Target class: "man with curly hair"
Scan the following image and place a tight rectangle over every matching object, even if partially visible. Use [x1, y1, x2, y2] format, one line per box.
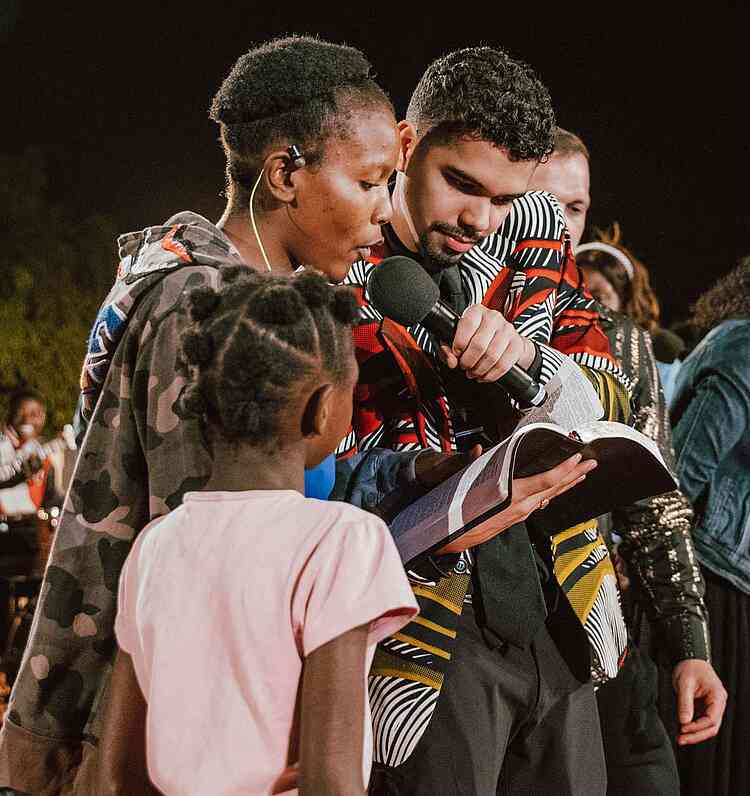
[340, 48, 631, 794]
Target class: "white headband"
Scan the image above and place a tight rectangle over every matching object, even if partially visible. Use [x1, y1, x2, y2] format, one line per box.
[575, 241, 634, 282]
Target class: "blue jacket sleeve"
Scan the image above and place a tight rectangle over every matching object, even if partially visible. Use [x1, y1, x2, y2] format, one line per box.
[331, 448, 421, 511]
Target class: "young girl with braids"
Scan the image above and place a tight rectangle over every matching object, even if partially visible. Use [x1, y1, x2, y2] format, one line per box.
[98, 267, 418, 795]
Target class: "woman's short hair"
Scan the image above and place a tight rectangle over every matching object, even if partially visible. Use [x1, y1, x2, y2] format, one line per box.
[209, 35, 394, 209]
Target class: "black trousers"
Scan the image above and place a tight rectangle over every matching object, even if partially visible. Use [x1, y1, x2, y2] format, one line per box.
[369, 603, 606, 796]
[672, 567, 750, 796]
[596, 646, 679, 796]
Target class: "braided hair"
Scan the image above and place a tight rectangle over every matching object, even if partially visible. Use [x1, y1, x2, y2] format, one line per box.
[178, 265, 359, 445]
[405, 46, 555, 162]
[209, 35, 394, 211]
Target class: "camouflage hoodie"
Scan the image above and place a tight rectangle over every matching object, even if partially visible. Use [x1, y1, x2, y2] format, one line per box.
[0, 212, 240, 794]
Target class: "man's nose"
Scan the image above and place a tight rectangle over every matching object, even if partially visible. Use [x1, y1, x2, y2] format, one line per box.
[459, 197, 492, 237]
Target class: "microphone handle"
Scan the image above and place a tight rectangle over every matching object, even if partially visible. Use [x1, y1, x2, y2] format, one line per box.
[496, 365, 547, 408]
[421, 301, 547, 408]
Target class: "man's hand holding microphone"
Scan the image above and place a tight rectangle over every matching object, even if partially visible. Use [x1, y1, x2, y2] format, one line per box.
[368, 256, 597, 553]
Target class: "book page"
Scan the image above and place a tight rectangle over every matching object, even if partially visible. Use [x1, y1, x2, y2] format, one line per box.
[389, 440, 511, 564]
[387, 359, 671, 564]
[516, 356, 603, 433]
[528, 431, 677, 534]
[510, 424, 584, 478]
[574, 419, 667, 468]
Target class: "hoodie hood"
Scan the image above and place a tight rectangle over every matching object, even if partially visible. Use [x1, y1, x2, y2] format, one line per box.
[75, 212, 241, 441]
[116, 211, 241, 283]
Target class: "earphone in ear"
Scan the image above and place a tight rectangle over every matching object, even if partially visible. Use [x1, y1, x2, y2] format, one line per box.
[287, 144, 306, 170]
[248, 146, 307, 273]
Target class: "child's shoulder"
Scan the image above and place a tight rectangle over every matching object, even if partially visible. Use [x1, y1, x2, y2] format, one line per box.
[295, 499, 391, 553]
[129, 507, 184, 552]
[304, 497, 384, 528]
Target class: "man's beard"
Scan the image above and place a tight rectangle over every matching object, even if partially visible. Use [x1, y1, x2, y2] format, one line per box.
[419, 222, 481, 270]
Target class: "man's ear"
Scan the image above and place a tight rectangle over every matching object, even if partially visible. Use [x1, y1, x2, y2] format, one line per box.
[265, 149, 302, 204]
[397, 121, 419, 172]
[300, 383, 335, 438]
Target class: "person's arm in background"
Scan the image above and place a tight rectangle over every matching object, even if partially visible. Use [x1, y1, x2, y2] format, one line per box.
[614, 327, 710, 663]
[41, 457, 64, 510]
[610, 325, 724, 745]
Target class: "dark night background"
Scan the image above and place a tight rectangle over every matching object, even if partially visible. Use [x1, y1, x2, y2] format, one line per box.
[2, 2, 749, 326]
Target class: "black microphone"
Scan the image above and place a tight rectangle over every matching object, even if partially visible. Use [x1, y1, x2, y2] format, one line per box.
[367, 255, 547, 408]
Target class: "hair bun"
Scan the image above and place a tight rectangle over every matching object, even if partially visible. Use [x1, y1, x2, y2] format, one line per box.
[187, 286, 221, 321]
[220, 264, 248, 284]
[331, 288, 360, 324]
[252, 285, 305, 325]
[294, 270, 330, 308]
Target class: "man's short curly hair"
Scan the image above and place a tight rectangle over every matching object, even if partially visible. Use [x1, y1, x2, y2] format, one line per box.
[406, 46, 555, 162]
[210, 35, 394, 209]
[178, 265, 359, 446]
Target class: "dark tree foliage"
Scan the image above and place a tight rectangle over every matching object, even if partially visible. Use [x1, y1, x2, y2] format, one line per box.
[0, 151, 117, 433]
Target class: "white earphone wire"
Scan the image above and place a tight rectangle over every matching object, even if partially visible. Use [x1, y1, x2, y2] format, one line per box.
[249, 168, 272, 272]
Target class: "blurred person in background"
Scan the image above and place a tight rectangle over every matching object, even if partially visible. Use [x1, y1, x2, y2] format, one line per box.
[0, 388, 63, 727]
[575, 222, 687, 407]
[529, 128, 725, 796]
[0, 388, 61, 594]
[670, 256, 750, 796]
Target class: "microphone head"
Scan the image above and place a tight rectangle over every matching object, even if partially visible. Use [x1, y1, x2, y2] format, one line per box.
[367, 256, 439, 326]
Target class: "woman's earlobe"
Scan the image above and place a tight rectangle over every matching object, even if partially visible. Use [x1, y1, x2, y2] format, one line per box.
[265, 150, 299, 203]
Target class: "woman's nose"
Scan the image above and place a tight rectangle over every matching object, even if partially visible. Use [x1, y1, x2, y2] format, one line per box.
[373, 185, 392, 226]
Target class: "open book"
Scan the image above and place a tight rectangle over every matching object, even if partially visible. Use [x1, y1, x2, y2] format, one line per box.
[389, 359, 677, 565]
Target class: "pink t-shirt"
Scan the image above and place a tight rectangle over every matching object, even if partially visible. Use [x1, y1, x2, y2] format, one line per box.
[115, 490, 417, 795]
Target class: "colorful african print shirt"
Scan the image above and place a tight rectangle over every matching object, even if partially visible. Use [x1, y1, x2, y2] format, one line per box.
[339, 191, 633, 766]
